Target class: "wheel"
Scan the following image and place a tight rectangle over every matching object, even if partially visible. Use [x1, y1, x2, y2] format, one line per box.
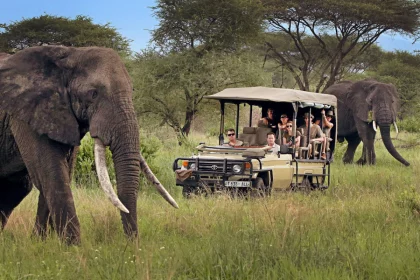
[182, 185, 195, 198]
[182, 183, 210, 198]
[297, 177, 312, 193]
[251, 178, 270, 197]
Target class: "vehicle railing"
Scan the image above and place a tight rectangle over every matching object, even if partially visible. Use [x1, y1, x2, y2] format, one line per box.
[291, 159, 331, 187]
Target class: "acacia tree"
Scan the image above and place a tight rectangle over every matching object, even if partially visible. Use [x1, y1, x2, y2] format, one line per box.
[131, 50, 270, 142]
[0, 14, 131, 54]
[262, 0, 420, 92]
[151, 0, 264, 54]
[143, 0, 266, 141]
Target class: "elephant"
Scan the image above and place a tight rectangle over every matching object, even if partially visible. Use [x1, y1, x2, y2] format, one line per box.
[324, 79, 409, 166]
[0, 46, 178, 244]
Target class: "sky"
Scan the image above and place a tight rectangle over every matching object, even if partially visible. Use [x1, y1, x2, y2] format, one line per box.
[1, 0, 419, 53]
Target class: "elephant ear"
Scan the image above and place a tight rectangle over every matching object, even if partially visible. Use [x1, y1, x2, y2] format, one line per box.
[346, 80, 372, 122]
[0, 46, 80, 145]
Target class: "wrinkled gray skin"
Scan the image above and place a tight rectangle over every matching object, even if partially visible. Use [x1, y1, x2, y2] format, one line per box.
[324, 79, 409, 166]
[0, 46, 175, 244]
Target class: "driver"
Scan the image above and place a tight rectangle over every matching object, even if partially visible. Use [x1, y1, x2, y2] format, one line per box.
[222, 129, 243, 147]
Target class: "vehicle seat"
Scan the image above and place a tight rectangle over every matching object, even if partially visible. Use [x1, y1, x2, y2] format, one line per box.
[238, 127, 258, 146]
[297, 128, 309, 159]
[256, 127, 273, 146]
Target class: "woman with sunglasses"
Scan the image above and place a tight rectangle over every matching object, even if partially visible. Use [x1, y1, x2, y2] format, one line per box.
[223, 129, 243, 147]
[282, 121, 301, 149]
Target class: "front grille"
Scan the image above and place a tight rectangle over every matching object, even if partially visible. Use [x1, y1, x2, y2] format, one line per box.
[173, 157, 253, 177]
[193, 159, 247, 174]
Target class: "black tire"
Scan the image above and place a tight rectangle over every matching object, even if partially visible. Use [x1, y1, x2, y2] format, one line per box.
[298, 177, 312, 193]
[182, 185, 195, 198]
[251, 177, 270, 197]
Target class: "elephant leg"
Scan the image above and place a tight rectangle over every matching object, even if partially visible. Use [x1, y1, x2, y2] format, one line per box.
[33, 191, 54, 239]
[0, 170, 32, 229]
[357, 139, 375, 165]
[34, 147, 79, 240]
[11, 121, 80, 245]
[356, 145, 367, 165]
[355, 123, 376, 165]
[343, 134, 361, 164]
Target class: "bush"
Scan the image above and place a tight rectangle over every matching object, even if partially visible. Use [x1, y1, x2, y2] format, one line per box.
[396, 186, 420, 214]
[73, 132, 166, 189]
[73, 134, 114, 188]
[398, 116, 420, 133]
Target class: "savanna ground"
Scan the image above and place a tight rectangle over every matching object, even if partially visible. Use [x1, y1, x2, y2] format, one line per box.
[1, 131, 420, 280]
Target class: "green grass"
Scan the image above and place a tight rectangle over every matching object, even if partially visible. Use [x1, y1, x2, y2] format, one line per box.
[1, 132, 420, 279]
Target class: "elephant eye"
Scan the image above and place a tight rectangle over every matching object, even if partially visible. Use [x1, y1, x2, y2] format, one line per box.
[88, 89, 98, 99]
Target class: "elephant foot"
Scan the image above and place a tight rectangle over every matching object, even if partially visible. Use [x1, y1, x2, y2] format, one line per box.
[356, 158, 367, 165]
[342, 156, 354, 164]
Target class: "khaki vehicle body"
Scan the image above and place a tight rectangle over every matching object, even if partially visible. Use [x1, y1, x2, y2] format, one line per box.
[173, 87, 337, 196]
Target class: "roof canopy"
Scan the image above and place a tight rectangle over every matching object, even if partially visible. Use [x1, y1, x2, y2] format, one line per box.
[205, 87, 337, 107]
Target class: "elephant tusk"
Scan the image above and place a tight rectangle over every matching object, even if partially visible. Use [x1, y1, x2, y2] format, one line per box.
[139, 154, 179, 209]
[372, 121, 377, 132]
[394, 121, 399, 134]
[94, 138, 130, 213]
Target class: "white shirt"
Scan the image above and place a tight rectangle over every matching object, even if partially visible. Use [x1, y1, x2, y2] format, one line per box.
[266, 143, 281, 154]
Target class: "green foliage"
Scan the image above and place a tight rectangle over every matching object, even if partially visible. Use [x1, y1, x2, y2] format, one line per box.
[262, 0, 420, 92]
[397, 116, 420, 133]
[0, 14, 131, 54]
[396, 186, 420, 214]
[151, 0, 264, 53]
[140, 133, 163, 162]
[130, 49, 271, 140]
[73, 133, 168, 188]
[73, 134, 115, 188]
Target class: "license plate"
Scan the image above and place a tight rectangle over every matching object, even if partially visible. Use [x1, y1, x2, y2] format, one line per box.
[224, 181, 251, 187]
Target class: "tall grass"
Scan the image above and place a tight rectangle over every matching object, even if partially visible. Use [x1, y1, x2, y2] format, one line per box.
[1, 132, 420, 279]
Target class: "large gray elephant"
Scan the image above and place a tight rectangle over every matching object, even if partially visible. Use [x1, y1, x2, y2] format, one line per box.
[0, 46, 178, 244]
[324, 79, 410, 166]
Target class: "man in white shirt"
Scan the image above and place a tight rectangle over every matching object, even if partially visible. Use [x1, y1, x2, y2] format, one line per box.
[266, 132, 280, 154]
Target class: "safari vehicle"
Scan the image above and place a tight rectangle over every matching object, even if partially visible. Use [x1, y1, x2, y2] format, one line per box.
[172, 87, 337, 197]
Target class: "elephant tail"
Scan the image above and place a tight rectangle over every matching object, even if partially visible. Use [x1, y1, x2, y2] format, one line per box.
[139, 154, 179, 209]
[379, 124, 410, 166]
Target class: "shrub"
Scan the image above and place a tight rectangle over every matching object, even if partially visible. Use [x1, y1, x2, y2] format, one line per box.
[398, 116, 420, 133]
[396, 186, 420, 214]
[73, 134, 114, 188]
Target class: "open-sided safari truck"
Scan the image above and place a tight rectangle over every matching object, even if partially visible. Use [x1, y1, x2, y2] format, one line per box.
[172, 87, 337, 197]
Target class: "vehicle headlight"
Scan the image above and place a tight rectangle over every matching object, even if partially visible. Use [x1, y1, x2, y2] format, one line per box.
[189, 163, 196, 170]
[232, 164, 243, 174]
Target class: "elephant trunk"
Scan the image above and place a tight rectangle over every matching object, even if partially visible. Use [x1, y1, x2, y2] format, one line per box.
[109, 120, 142, 237]
[94, 138, 129, 213]
[108, 119, 178, 237]
[379, 124, 410, 166]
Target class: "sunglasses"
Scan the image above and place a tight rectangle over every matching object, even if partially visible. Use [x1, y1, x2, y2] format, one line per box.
[286, 125, 292, 128]
[227, 133, 235, 136]
[281, 116, 288, 118]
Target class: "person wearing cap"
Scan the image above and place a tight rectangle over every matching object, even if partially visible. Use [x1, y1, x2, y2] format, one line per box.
[321, 109, 334, 138]
[299, 113, 324, 158]
[299, 113, 323, 139]
[320, 109, 334, 159]
[277, 113, 289, 140]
